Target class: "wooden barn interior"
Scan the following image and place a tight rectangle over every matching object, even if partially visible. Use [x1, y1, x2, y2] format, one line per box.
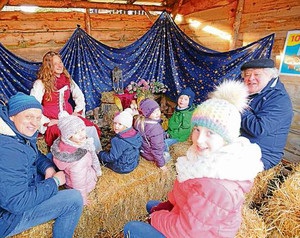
[0, 0, 299, 237]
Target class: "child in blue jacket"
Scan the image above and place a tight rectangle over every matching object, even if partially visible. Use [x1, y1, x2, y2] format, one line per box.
[97, 108, 142, 174]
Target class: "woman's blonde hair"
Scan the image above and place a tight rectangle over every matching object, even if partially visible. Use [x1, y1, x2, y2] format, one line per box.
[134, 115, 146, 133]
[37, 51, 72, 101]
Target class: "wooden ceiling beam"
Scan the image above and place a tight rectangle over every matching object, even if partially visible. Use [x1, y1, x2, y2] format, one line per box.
[171, 0, 183, 19]
[0, 0, 8, 10]
[7, 0, 171, 12]
[127, 0, 137, 4]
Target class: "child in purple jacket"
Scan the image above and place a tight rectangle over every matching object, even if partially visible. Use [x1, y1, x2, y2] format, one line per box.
[134, 99, 170, 171]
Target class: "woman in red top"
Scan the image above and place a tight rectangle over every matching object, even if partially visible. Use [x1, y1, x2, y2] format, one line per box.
[30, 51, 101, 151]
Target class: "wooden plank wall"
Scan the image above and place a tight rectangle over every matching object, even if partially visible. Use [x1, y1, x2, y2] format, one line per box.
[0, 11, 155, 61]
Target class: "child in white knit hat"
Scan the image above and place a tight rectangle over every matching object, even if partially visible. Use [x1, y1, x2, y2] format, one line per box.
[51, 111, 102, 206]
[98, 108, 142, 174]
[124, 80, 264, 238]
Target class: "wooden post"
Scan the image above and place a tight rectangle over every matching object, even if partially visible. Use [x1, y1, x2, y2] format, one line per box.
[85, 8, 91, 34]
[0, 0, 8, 10]
[141, 6, 154, 23]
[230, 0, 244, 50]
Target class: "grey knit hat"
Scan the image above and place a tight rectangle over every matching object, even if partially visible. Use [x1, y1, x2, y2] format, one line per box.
[58, 111, 85, 141]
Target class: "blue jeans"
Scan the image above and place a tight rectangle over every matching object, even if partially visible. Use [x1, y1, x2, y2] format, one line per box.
[124, 200, 165, 238]
[7, 189, 83, 238]
[165, 138, 179, 147]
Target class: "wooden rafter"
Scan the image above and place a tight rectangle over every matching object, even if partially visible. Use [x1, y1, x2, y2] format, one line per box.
[230, 0, 244, 50]
[141, 6, 154, 23]
[7, 0, 171, 12]
[0, 0, 8, 10]
[171, 0, 183, 19]
[127, 0, 137, 4]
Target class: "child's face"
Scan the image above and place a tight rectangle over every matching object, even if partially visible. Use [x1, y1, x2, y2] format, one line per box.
[191, 126, 226, 156]
[69, 127, 87, 145]
[149, 108, 161, 120]
[113, 122, 127, 134]
[178, 95, 190, 109]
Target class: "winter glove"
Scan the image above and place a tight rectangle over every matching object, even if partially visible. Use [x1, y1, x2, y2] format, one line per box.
[150, 200, 174, 214]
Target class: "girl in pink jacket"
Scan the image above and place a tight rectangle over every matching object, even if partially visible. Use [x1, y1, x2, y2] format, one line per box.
[51, 112, 102, 205]
[124, 80, 264, 238]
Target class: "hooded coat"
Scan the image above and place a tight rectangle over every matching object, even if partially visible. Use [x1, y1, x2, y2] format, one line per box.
[167, 106, 195, 142]
[51, 138, 102, 205]
[0, 105, 58, 238]
[134, 119, 165, 167]
[98, 128, 142, 173]
[151, 137, 263, 238]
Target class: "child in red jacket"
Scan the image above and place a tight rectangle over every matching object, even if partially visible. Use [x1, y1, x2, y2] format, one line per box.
[124, 81, 264, 238]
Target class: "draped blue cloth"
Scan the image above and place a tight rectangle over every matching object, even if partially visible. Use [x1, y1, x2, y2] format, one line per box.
[0, 11, 274, 111]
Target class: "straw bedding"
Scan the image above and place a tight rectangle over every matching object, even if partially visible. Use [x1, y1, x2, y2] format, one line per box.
[261, 164, 300, 238]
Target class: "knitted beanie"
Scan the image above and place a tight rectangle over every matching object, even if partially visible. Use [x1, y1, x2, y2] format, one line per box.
[8, 92, 43, 116]
[114, 108, 134, 128]
[191, 80, 248, 143]
[178, 87, 195, 107]
[139, 98, 160, 118]
[58, 111, 85, 141]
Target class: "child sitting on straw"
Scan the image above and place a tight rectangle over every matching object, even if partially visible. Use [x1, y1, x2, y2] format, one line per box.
[124, 80, 264, 238]
[134, 99, 171, 172]
[51, 112, 102, 206]
[98, 108, 142, 174]
[166, 87, 195, 147]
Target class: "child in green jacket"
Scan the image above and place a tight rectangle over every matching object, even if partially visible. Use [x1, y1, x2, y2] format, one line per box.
[166, 87, 195, 147]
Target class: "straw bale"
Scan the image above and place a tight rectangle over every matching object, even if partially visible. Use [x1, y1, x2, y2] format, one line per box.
[235, 206, 268, 238]
[13, 158, 176, 238]
[101, 91, 115, 104]
[261, 164, 300, 238]
[102, 103, 119, 126]
[36, 136, 49, 155]
[244, 163, 283, 207]
[169, 140, 192, 159]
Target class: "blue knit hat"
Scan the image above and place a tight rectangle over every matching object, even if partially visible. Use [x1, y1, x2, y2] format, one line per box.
[178, 87, 195, 107]
[8, 92, 43, 117]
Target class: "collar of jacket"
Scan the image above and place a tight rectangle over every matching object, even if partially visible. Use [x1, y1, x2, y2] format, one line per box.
[175, 105, 194, 112]
[176, 137, 264, 183]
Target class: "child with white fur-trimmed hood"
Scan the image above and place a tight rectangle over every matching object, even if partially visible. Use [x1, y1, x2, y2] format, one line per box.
[124, 80, 264, 238]
[51, 111, 102, 206]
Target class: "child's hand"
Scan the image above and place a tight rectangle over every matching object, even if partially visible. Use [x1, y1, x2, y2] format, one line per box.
[45, 167, 56, 179]
[48, 119, 58, 127]
[160, 166, 168, 172]
[53, 171, 66, 186]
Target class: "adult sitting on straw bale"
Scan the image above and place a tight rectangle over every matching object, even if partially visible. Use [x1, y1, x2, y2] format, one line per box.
[240, 58, 293, 170]
[0, 92, 83, 238]
[124, 80, 264, 238]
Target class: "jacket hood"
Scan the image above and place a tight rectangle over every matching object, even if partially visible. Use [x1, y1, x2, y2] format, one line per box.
[118, 128, 142, 149]
[176, 137, 264, 183]
[0, 104, 38, 142]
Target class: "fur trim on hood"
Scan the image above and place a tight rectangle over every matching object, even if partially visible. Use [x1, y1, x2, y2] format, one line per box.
[0, 117, 16, 136]
[176, 137, 263, 182]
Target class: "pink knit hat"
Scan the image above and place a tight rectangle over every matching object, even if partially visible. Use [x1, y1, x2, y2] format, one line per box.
[114, 108, 133, 128]
[58, 111, 85, 141]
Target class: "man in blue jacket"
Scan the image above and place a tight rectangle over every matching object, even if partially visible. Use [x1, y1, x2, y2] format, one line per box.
[0, 92, 83, 238]
[240, 59, 293, 170]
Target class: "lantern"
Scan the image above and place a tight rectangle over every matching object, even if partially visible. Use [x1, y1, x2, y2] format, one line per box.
[112, 66, 124, 94]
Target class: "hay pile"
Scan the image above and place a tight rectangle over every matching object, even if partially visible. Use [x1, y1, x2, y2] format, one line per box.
[235, 206, 268, 238]
[261, 164, 300, 238]
[244, 163, 283, 207]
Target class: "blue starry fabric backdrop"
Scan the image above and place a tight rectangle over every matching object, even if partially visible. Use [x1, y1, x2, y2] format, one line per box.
[0, 12, 274, 111]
